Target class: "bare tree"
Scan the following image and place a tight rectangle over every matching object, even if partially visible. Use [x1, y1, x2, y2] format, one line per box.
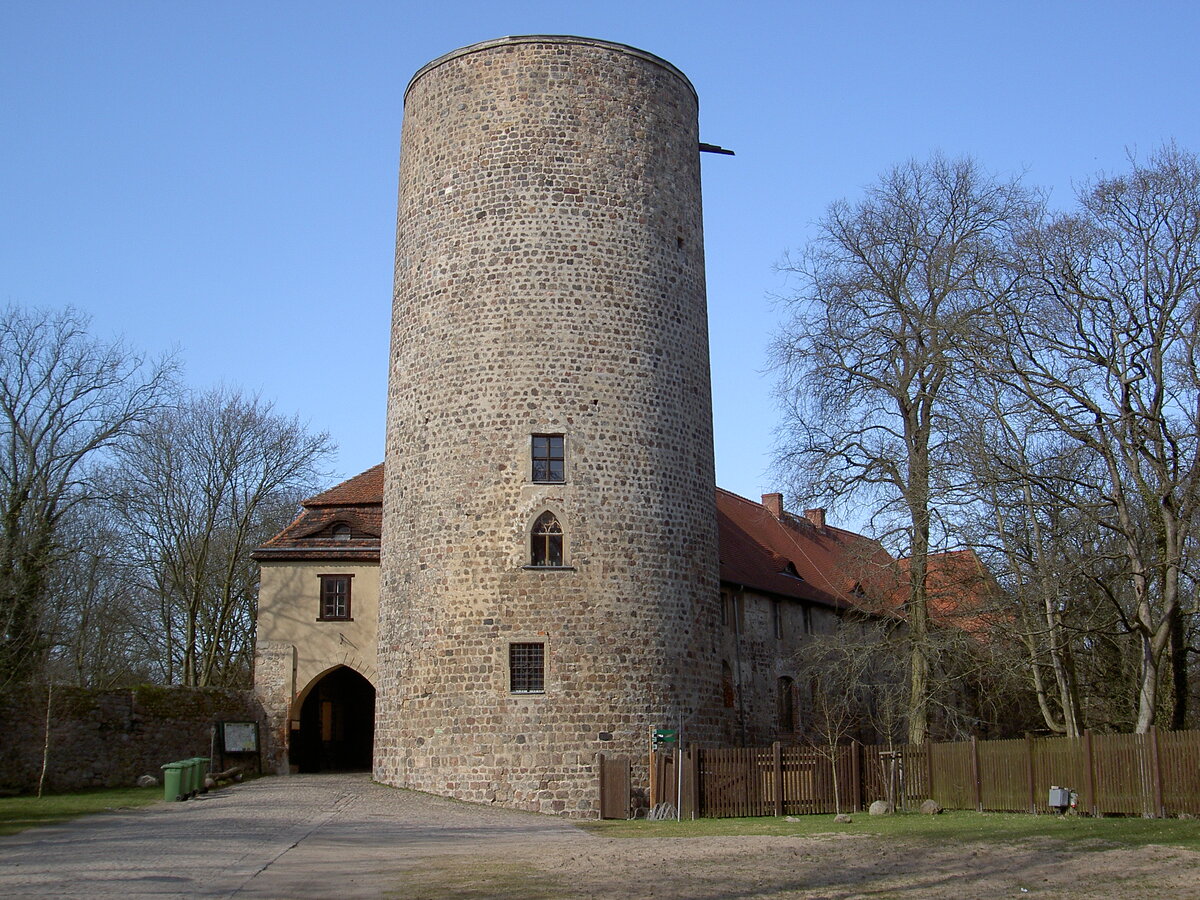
[993, 145, 1200, 732]
[792, 615, 909, 811]
[951, 377, 1101, 736]
[41, 503, 161, 687]
[112, 388, 333, 686]
[773, 154, 1035, 743]
[0, 306, 174, 685]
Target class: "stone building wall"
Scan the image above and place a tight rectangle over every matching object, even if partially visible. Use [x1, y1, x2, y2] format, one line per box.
[378, 36, 728, 816]
[718, 589, 840, 746]
[0, 685, 266, 794]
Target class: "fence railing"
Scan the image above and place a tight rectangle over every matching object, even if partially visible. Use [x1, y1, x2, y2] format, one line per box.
[650, 729, 1200, 818]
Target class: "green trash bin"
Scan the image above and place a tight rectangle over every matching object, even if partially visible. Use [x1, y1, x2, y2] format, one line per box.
[184, 758, 204, 797]
[183, 759, 199, 798]
[191, 757, 212, 794]
[161, 762, 187, 802]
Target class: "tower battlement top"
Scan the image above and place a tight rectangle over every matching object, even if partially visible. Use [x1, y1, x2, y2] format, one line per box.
[405, 34, 697, 103]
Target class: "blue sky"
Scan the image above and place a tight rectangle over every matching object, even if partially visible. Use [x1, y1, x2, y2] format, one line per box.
[4, 1, 1198, 514]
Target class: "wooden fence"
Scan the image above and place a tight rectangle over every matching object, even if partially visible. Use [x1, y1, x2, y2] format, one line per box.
[649, 728, 1200, 819]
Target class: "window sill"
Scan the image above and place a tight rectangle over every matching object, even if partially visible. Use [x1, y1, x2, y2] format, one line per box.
[316, 617, 354, 622]
[522, 565, 576, 571]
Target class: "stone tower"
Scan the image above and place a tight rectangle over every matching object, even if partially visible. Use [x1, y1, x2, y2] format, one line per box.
[377, 35, 724, 816]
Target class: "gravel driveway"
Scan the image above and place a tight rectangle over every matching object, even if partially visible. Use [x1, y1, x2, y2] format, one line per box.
[0, 774, 583, 898]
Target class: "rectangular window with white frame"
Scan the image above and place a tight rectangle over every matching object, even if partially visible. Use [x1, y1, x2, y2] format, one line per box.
[318, 574, 352, 621]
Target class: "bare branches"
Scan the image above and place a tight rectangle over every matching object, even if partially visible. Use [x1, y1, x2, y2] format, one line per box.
[994, 145, 1200, 731]
[777, 146, 1200, 736]
[0, 305, 176, 684]
[773, 154, 1036, 743]
[0, 305, 333, 690]
[111, 388, 334, 687]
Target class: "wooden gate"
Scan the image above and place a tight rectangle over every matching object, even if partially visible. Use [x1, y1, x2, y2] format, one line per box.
[598, 753, 631, 819]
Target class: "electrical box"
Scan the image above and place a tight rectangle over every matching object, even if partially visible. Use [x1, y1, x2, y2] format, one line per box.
[1048, 786, 1072, 810]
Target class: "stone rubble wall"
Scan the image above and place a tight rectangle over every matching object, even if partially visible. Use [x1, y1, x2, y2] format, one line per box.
[0, 684, 267, 794]
[378, 36, 728, 817]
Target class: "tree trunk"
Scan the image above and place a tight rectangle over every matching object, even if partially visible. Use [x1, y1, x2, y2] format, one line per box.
[1169, 604, 1188, 730]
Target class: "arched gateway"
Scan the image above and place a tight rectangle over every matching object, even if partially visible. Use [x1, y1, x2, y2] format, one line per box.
[293, 666, 375, 772]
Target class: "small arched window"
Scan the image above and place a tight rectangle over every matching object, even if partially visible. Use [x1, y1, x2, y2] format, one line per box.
[778, 676, 796, 733]
[331, 523, 352, 541]
[530, 511, 563, 567]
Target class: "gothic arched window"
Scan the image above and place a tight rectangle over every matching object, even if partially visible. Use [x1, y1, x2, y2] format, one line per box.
[530, 511, 564, 567]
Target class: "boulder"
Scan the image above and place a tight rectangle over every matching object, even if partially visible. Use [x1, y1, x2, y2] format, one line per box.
[833, 813, 853, 824]
[920, 799, 943, 815]
[868, 800, 894, 816]
[136, 774, 158, 788]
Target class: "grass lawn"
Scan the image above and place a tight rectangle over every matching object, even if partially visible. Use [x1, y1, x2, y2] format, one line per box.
[0, 786, 161, 836]
[577, 808, 1200, 851]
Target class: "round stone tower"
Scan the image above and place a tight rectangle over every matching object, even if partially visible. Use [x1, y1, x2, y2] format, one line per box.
[377, 35, 724, 816]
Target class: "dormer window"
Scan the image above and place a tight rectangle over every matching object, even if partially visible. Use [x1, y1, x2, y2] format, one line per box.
[331, 523, 352, 541]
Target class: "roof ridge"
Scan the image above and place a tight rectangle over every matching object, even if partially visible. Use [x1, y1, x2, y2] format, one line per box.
[304, 462, 385, 506]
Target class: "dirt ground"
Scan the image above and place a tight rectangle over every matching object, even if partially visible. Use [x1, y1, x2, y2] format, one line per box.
[3, 774, 1198, 899]
[392, 830, 1200, 900]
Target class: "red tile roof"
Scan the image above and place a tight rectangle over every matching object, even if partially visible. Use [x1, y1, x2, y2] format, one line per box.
[893, 549, 1002, 634]
[303, 463, 384, 507]
[251, 465, 383, 562]
[715, 488, 898, 611]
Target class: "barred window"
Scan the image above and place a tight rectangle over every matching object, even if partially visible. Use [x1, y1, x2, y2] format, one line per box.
[531, 435, 565, 483]
[509, 642, 545, 694]
[319, 574, 352, 621]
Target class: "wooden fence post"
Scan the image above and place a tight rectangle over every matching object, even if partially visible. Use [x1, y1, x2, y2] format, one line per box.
[772, 741, 783, 817]
[691, 748, 700, 820]
[1149, 726, 1165, 819]
[851, 742, 862, 812]
[1025, 733, 1036, 814]
[1082, 729, 1095, 816]
[970, 736, 983, 812]
[925, 741, 934, 806]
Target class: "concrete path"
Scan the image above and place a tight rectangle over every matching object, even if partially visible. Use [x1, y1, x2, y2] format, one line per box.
[0, 774, 587, 898]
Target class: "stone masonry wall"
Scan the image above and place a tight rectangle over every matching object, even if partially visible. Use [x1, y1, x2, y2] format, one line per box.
[719, 589, 840, 746]
[0, 685, 267, 794]
[378, 36, 729, 816]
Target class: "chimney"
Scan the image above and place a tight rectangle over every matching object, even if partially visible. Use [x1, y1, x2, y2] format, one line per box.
[762, 493, 784, 519]
[804, 508, 827, 531]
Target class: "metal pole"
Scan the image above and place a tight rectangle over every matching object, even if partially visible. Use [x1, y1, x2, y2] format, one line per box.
[677, 708, 683, 822]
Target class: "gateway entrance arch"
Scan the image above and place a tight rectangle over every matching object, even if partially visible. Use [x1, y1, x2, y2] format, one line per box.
[292, 666, 375, 773]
